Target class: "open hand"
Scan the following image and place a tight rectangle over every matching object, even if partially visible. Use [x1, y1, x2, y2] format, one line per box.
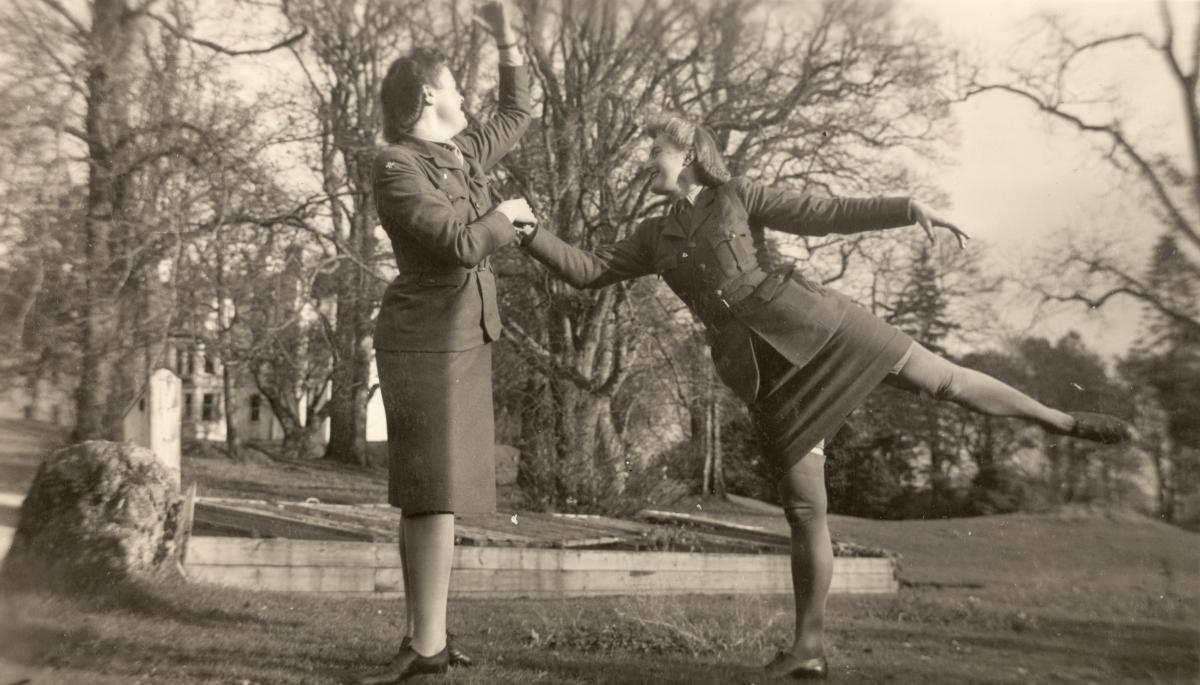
[473, 1, 513, 40]
[910, 200, 969, 249]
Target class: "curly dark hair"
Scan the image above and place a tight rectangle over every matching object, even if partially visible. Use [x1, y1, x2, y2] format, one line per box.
[380, 48, 448, 143]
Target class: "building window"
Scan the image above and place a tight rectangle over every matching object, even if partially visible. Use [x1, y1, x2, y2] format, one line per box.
[249, 394, 262, 422]
[138, 397, 146, 412]
[186, 351, 195, 377]
[203, 354, 214, 375]
[183, 392, 192, 419]
[201, 393, 216, 421]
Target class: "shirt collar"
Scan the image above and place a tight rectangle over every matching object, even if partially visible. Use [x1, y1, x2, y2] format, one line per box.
[397, 132, 464, 170]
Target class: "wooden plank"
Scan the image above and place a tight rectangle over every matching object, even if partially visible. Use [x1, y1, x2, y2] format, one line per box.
[639, 509, 777, 535]
[188, 537, 894, 579]
[370, 567, 795, 597]
[451, 547, 793, 573]
[275, 503, 400, 539]
[637, 509, 791, 548]
[187, 537, 379, 567]
[187, 564, 375, 592]
[193, 501, 377, 541]
[725, 493, 782, 514]
[446, 569, 793, 596]
[177, 483, 197, 565]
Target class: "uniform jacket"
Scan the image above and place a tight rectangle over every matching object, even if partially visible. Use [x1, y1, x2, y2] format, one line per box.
[523, 178, 913, 403]
[372, 65, 531, 352]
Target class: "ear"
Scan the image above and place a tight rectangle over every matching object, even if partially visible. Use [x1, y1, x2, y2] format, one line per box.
[421, 84, 435, 105]
[683, 150, 695, 166]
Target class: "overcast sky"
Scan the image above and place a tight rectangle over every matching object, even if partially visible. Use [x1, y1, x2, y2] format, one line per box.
[897, 0, 1194, 360]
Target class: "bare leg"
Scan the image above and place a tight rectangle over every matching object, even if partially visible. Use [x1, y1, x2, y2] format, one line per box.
[884, 343, 1075, 433]
[779, 444, 832, 660]
[401, 513, 453, 657]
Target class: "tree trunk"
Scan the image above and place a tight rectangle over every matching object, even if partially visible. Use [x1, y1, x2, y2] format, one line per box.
[222, 363, 241, 461]
[711, 397, 725, 497]
[323, 280, 370, 466]
[74, 0, 137, 442]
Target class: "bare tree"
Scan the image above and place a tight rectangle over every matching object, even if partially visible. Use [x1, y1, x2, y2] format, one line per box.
[280, 0, 420, 466]
[0, 0, 304, 440]
[962, 0, 1200, 333]
[494, 0, 954, 509]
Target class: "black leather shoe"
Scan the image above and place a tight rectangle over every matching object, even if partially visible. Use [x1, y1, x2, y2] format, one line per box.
[347, 645, 448, 684]
[764, 651, 829, 680]
[1065, 412, 1134, 445]
[399, 634, 472, 667]
[445, 632, 473, 667]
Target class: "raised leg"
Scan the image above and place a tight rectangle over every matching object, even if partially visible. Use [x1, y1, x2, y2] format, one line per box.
[885, 343, 1074, 432]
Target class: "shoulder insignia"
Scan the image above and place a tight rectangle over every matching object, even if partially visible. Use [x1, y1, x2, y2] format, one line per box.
[384, 160, 402, 171]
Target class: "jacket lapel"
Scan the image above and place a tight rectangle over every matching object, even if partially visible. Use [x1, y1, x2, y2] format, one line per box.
[688, 187, 717, 237]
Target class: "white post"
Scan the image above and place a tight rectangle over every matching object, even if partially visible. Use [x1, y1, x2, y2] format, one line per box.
[147, 368, 182, 487]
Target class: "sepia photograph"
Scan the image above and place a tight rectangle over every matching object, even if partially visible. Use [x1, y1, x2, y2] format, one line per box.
[0, 0, 1196, 682]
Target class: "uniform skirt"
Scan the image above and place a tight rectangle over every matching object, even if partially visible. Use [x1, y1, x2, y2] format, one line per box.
[749, 296, 913, 478]
[376, 345, 497, 515]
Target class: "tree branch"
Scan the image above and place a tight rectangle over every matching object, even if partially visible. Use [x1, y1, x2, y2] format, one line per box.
[144, 12, 307, 56]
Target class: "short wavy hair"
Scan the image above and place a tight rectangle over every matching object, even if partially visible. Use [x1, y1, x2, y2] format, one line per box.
[380, 48, 448, 143]
[644, 114, 731, 187]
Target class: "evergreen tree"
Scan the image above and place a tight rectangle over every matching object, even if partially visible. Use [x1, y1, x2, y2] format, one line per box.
[1121, 236, 1200, 523]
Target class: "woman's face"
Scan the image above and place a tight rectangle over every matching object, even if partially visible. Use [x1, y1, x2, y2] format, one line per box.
[645, 134, 690, 196]
[427, 66, 468, 134]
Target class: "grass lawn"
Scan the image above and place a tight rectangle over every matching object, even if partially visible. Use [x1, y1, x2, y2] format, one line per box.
[1, 420, 1197, 683]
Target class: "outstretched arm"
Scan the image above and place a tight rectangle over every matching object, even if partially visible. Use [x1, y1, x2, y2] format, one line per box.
[735, 178, 969, 248]
[522, 220, 659, 289]
[459, 0, 531, 171]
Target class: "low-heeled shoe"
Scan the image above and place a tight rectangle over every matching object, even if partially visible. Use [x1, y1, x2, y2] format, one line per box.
[346, 645, 448, 684]
[764, 651, 829, 680]
[398, 634, 472, 667]
[1067, 411, 1134, 445]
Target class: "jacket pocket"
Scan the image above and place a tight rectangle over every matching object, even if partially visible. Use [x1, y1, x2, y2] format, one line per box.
[706, 229, 755, 273]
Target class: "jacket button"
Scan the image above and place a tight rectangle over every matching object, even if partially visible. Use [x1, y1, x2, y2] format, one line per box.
[681, 252, 689, 259]
[698, 263, 706, 271]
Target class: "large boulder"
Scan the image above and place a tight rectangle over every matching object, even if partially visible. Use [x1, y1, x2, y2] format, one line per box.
[1, 440, 183, 592]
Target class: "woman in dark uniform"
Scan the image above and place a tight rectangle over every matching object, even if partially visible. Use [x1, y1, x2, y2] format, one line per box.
[353, 2, 532, 682]
[515, 113, 1134, 680]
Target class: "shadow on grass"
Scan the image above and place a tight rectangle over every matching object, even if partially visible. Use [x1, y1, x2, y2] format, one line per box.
[475, 648, 766, 685]
[100, 581, 308, 629]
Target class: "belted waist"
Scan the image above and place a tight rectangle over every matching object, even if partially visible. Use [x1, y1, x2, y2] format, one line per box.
[715, 269, 771, 306]
[393, 261, 490, 286]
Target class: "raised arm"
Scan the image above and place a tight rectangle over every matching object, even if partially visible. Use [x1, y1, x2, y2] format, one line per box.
[733, 178, 968, 247]
[522, 220, 660, 289]
[458, 1, 531, 171]
[374, 150, 518, 268]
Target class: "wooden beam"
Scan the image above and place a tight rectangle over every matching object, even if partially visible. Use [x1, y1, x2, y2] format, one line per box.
[193, 500, 378, 541]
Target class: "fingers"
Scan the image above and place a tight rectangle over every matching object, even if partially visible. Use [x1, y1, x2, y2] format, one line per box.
[496, 198, 536, 225]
